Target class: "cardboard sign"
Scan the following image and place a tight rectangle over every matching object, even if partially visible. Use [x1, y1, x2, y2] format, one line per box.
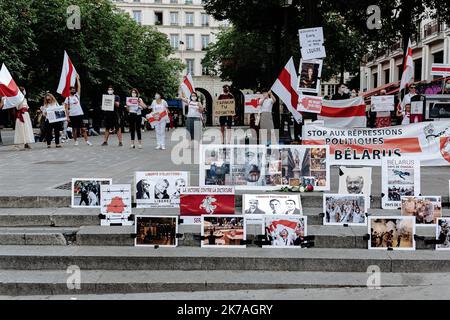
[214, 99, 235, 117]
[299, 27, 326, 60]
[102, 94, 115, 111]
[126, 97, 139, 113]
[46, 105, 67, 123]
[371, 95, 395, 112]
[298, 95, 323, 114]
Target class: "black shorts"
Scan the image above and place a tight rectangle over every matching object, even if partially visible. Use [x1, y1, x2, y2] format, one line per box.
[219, 116, 232, 127]
[69, 115, 86, 129]
[104, 112, 120, 130]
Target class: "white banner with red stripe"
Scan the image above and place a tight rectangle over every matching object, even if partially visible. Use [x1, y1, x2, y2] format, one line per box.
[0, 64, 24, 110]
[431, 64, 450, 77]
[318, 97, 367, 128]
[244, 94, 263, 114]
[302, 121, 450, 166]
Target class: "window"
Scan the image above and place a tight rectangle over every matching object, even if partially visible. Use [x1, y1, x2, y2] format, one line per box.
[202, 64, 210, 76]
[384, 69, 390, 85]
[186, 59, 195, 75]
[154, 0, 162, 3]
[170, 12, 178, 25]
[154, 12, 163, 25]
[201, 14, 209, 26]
[397, 65, 403, 81]
[170, 34, 179, 50]
[170, 0, 178, 3]
[186, 34, 194, 50]
[414, 58, 422, 81]
[185, 0, 193, 4]
[201, 35, 210, 50]
[373, 73, 378, 89]
[132, 11, 142, 25]
[185, 12, 194, 26]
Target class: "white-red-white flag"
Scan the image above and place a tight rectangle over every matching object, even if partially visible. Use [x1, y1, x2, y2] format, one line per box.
[0, 64, 24, 110]
[318, 97, 367, 128]
[271, 57, 303, 123]
[57, 51, 78, 98]
[180, 73, 195, 98]
[244, 94, 263, 114]
[400, 39, 414, 91]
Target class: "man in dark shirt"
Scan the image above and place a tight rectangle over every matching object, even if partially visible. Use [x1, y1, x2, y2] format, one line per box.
[332, 83, 351, 100]
[102, 85, 123, 146]
[218, 85, 234, 144]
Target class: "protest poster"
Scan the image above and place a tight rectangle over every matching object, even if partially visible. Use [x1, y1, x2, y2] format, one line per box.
[381, 157, 421, 209]
[302, 121, 450, 166]
[298, 59, 322, 94]
[126, 97, 140, 113]
[323, 194, 367, 226]
[46, 105, 67, 123]
[368, 216, 416, 251]
[134, 171, 189, 208]
[371, 95, 395, 112]
[199, 144, 330, 191]
[242, 194, 302, 225]
[135, 216, 178, 247]
[102, 94, 115, 111]
[436, 218, 450, 250]
[425, 95, 450, 119]
[71, 178, 112, 208]
[338, 166, 372, 208]
[401, 196, 442, 225]
[100, 184, 133, 226]
[298, 27, 326, 60]
[213, 99, 235, 117]
[179, 187, 235, 224]
[244, 94, 263, 114]
[262, 216, 308, 248]
[201, 215, 246, 248]
[298, 94, 323, 114]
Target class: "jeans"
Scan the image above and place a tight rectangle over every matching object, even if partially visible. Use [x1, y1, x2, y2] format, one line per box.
[186, 117, 201, 141]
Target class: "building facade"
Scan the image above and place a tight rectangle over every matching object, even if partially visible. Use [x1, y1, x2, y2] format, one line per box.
[360, 19, 450, 92]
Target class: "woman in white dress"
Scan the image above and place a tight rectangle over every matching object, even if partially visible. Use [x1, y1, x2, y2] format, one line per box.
[257, 89, 276, 144]
[150, 93, 169, 150]
[0, 87, 34, 149]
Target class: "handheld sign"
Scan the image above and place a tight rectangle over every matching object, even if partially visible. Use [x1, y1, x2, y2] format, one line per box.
[46, 105, 67, 123]
[102, 94, 115, 111]
[126, 97, 140, 113]
[298, 94, 323, 114]
[214, 99, 236, 117]
[371, 95, 395, 112]
[299, 27, 326, 60]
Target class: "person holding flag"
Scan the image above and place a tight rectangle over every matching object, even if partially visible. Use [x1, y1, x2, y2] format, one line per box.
[149, 92, 169, 150]
[181, 91, 204, 147]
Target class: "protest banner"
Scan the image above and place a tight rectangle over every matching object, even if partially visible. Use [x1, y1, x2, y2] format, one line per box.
[298, 94, 323, 114]
[371, 95, 395, 112]
[244, 94, 263, 114]
[46, 105, 67, 123]
[214, 99, 236, 117]
[298, 27, 326, 60]
[303, 121, 450, 166]
[102, 94, 115, 111]
[431, 64, 450, 77]
[298, 59, 322, 94]
[100, 184, 133, 226]
[126, 97, 140, 113]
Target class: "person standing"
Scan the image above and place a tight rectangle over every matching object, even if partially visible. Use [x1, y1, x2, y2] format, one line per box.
[150, 93, 169, 150]
[64, 75, 92, 146]
[126, 88, 147, 149]
[41, 93, 62, 148]
[331, 84, 351, 100]
[257, 89, 276, 145]
[102, 85, 123, 146]
[442, 78, 450, 94]
[375, 90, 392, 128]
[218, 85, 234, 144]
[399, 84, 418, 125]
[181, 91, 204, 148]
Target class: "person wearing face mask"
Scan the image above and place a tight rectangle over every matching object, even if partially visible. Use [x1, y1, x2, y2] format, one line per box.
[332, 83, 351, 100]
[399, 84, 418, 125]
[40, 93, 62, 148]
[0, 87, 35, 150]
[442, 79, 450, 94]
[181, 91, 204, 147]
[102, 85, 123, 146]
[64, 75, 92, 146]
[218, 85, 234, 144]
[126, 88, 147, 149]
[150, 93, 169, 150]
[257, 89, 276, 144]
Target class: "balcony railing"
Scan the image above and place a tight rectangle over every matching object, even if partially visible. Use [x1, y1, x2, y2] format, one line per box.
[424, 21, 442, 38]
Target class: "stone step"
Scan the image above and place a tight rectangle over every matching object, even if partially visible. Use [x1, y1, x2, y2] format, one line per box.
[0, 227, 78, 245]
[0, 246, 448, 273]
[0, 270, 448, 296]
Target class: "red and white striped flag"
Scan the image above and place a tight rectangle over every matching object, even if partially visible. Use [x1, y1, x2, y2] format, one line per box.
[180, 73, 195, 98]
[400, 39, 414, 91]
[244, 94, 263, 114]
[271, 57, 303, 124]
[0, 64, 24, 110]
[57, 51, 78, 98]
[318, 97, 367, 128]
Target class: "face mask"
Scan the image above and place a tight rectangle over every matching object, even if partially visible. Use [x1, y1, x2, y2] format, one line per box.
[108, 90, 114, 95]
[344, 89, 350, 94]
[155, 95, 161, 100]
[446, 84, 450, 90]
[191, 96, 197, 101]
[132, 92, 137, 97]
[70, 90, 76, 95]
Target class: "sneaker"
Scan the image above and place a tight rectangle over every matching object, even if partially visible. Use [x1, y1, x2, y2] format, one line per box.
[74, 141, 79, 146]
[118, 142, 123, 147]
[161, 145, 166, 150]
[138, 144, 142, 149]
[130, 144, 135, 149]
[101, 142, 108, 146]
[47, 145, 51, 148]
[155, 145, 161, 150]
[56, 145, 62, 148]
[86, 141, 93, 146]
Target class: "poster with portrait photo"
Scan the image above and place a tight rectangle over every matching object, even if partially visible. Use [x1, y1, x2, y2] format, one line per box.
[231, 146, 266, 188]
[323, 194, 367, 226]
[262, 215, 308, 248]
[382, 157, 421, 210]
[436, 218, 450, 250]
[134, 171, 190, 208]
[180, 187, 235, 224]
[100, 184, 133, 226]
[338, 167, 372, 208]
[135, 216, 178, 248]
[71, 178, 112, 208]
[201, 215, 246, 248]
[368, 216, 416, 251]
[401, 196, 442, 225]
[297, 59, 322, 94]
[202, 145, 232, 186]
[46, 105, 67, 123]
[243, 194, 303, 225]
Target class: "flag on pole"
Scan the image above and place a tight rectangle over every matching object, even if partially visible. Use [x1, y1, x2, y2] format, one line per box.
[318, 97, 367, 128]
[0, 64, 24, 110]
[399, 39, 414, 91]
[271, 57, 303, 124]
[180, 73, 195, 98]
[57, 51, 78, 98]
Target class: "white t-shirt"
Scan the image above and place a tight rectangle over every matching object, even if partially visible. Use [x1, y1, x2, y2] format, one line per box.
[187, 101, 202, 118]
[64, 94, 84, 117]
[151, 99, 168, 113]
[259, 98, 273, 113]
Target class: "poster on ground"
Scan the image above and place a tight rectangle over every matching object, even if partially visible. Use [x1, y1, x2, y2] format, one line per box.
[436, 218, 450, 250]
[262, 215, 308, 248]
[401, 196, 442, 225]
[338, 166, 372, 208]
[100, 184, 133, 226]
[242, 194, 302, 225]
[368, 216, 416, 251]
[201, 215, 246, 248]
[135, 216, 178, 247]
[71, 178, 112, 208]
[323, 194, 367, 226]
